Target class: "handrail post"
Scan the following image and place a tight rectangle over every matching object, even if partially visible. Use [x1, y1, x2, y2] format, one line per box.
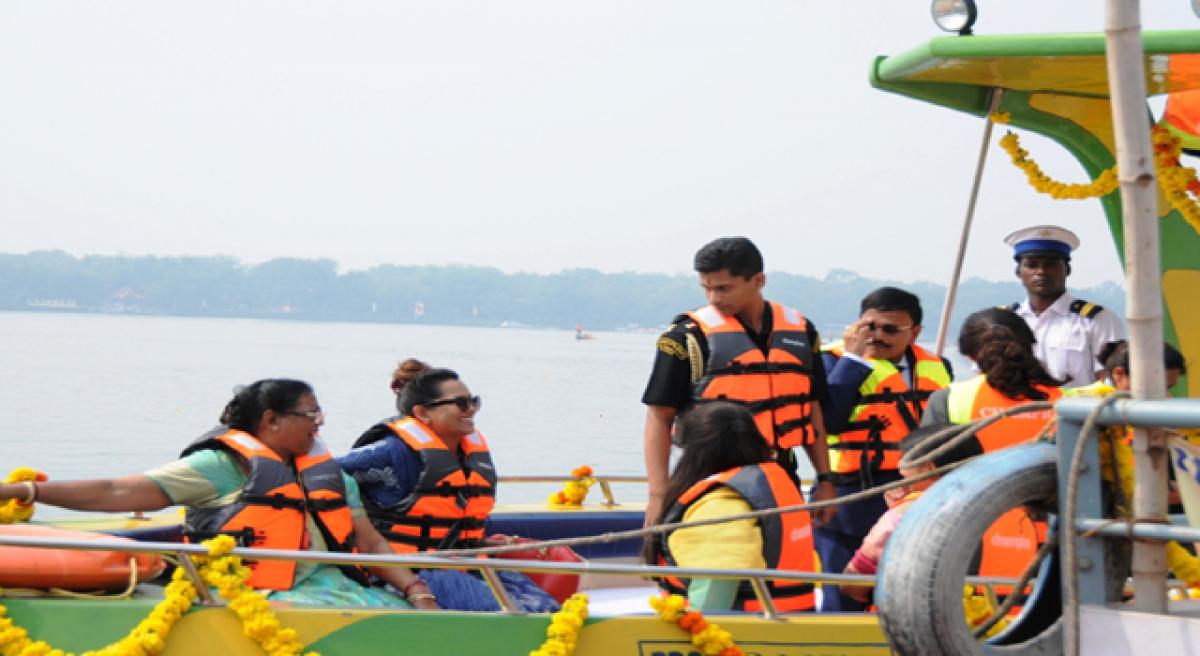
[176, 551, 217, 605]
[597, 479, 617, 507]
[747, 576, 780, 621]
[478, 565, 521, 614]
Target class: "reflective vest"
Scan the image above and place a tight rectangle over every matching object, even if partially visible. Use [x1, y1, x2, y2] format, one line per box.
[359, 417, 497, 553]
[945, 376, 1061, 592]
[824, 344, 951, 474]
[657, 463, 815, 612]
[181, 427, 363, 591]
[946, 375, 1063, 453]
[688, 302, 814, 450]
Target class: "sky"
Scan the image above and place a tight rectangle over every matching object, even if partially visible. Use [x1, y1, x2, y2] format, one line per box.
[1, 1, 1195, 287]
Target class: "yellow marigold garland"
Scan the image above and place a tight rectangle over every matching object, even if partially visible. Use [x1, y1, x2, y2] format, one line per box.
[990, 114, 1200, 234]
[961, 585, 1010, 638]
[649, 595, 744, 656]
[1151, 125, 1200, 233]
[548, 466, 595, 507]
[996, 129, 1119, 200]
[0, 532, 317, 656]
[0, 468, 46, 525]
[529, 593, 589, 656]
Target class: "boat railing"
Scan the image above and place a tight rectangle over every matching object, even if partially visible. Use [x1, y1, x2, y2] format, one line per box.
[496, 475, 815, 507]
[0, 532, 1016, 618]
[1056, 397, 1200, 608]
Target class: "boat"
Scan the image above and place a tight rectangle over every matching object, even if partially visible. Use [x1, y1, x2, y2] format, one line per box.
[6, 7, 1200, 656]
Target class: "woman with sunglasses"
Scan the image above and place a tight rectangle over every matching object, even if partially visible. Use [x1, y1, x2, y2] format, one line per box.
[338, 367, 558, 612]
[0, 379, 438, 609]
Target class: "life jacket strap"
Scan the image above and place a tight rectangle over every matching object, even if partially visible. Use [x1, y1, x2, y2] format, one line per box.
[238, 493, 307, 511]
[705, 361, 811, 377]
[410, 484, 497, 498]
[184, 526, 260, 547]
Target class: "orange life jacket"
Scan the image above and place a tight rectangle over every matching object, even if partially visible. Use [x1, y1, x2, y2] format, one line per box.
[688, 302, 815, 450]
[947, 375, 1063, 452]
[946, 376, 1061, 593]
[181, 427, 363, 591]
[826, 344, 952, 473]
[365, 417, 497, 553]
[657, 462, 815, 612]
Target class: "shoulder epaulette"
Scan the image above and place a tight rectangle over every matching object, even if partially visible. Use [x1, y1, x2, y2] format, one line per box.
[998, 302, 1020, 312]
[1069, 299, 1104, 319]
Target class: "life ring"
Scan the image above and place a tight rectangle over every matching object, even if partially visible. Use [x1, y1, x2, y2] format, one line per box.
[0, 524, 165, 591]
[875, 443, 1067, 655]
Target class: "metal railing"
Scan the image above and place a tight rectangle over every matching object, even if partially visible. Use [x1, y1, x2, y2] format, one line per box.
[1056, 397, 1200, 607]
[496, 475, 815, 507]
[0, 532, 1016, 619]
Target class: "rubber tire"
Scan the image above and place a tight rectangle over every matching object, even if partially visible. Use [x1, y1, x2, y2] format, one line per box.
[875, 442, 1062, 656]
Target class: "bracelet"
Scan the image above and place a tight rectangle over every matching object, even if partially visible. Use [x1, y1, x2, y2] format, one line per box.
[402, 579, 428, 597]
[19, 481, 37, 505]
[407, 593, 436, 602]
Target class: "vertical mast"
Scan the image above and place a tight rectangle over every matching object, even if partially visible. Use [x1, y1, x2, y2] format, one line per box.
[1104, 0, 1168, 612]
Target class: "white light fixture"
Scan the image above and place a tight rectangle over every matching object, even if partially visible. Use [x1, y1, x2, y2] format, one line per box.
[931, 0, 978, 35]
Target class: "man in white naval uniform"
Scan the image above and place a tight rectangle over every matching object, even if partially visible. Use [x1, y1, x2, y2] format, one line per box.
[1004, 225, 1125, 387]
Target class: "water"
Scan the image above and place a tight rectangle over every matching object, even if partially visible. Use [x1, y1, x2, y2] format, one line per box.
[0, 311, 657, 514]
[1, 311, 970, 516]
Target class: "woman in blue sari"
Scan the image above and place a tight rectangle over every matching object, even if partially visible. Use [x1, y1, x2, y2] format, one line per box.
[338, 366, 558, 612]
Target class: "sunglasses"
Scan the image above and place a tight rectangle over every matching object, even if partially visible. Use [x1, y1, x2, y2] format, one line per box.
[866, 321, 912, 336]
[425, 395, 482, 412]
[280, 408, 324, 422]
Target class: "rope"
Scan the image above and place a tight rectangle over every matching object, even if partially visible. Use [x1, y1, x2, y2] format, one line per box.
[1062, 390, 1129, 656]
[898, 400, 1055, 470]
[439, 401, 1060, 558]
[972, 536, 1058, 638]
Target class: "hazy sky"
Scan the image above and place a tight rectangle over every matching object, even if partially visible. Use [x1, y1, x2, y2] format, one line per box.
[1, 2, 1194, 287]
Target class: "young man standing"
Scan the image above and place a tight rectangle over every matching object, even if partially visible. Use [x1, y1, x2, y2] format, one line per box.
[816, 286, 953, 610]
[640, 237, 835, 526]
[1004, 225, 1125, 387]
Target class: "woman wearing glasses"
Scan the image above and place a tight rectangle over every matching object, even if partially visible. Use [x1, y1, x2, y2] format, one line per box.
[0, 378, 439, 609]
[338, 367, 558, 612]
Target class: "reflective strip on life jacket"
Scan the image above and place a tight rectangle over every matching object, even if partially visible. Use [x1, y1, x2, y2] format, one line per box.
[658, 462, 815, 612]
[368, 417, 497, 553]
[689, 302, 815, 450]
[827, 345, 951, 474]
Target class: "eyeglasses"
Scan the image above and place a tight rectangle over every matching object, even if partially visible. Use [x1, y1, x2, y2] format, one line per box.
[424, 395, 482, 412]
[867, 322, 912, 336]
[281, 409, 324, 422]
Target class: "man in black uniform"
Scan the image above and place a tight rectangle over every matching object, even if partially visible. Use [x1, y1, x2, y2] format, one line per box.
[641, 237, 836, 525]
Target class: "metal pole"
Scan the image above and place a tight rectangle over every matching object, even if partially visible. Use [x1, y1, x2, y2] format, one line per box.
[1104, 0, 1168, 612]
[933, 89, 1004, 356]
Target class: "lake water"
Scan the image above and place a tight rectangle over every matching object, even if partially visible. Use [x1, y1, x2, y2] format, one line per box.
[0, 311, 662, 514]
[2, 311, 970, 516]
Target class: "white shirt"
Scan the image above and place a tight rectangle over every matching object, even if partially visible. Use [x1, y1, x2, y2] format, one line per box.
[1014, 292, 1126, 388]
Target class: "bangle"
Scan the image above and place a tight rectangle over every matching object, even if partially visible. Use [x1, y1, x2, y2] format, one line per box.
[19, 481, 37, 505]
[402, 579, 428, 597]
[407, 593, 436, 602]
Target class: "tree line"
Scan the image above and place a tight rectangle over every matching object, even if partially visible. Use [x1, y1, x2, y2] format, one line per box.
[0, 251, 1126, 336]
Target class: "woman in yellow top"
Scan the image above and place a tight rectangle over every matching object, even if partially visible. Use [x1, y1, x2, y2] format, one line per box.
[644, 401, 815, 612]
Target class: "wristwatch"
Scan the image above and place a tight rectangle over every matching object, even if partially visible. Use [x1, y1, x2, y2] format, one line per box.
[815, 472, 836, 485]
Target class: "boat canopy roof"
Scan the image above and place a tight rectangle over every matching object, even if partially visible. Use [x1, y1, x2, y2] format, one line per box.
[874, 31, 1200, 98]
